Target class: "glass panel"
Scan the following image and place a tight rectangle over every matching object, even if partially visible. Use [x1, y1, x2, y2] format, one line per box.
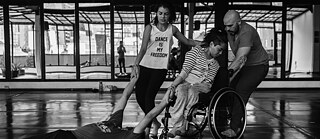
[272, 2, 282, 6]
[275, 21, 292, 32]
[79, 3, 111, 79]
[277, 33, 282, 65]
[9, 5, 37, 79]
[44, 3, 75, 79]
[257, 23, 275, 67]
[257, 24, 278, 79]
[114, 5, 144, 79]
[44, 3, 75, 9]
[0, 6, 4, 79]
[275, 32, 293, 78]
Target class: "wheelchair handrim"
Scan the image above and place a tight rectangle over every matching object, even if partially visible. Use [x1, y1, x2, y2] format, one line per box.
[208, 89, 247, 139]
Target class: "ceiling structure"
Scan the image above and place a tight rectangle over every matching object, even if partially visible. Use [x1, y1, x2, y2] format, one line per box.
[0, 2, 313, 26]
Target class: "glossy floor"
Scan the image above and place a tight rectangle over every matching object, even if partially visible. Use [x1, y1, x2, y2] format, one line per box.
[0, 89, 319, 139]
[2, 66, 320, 79]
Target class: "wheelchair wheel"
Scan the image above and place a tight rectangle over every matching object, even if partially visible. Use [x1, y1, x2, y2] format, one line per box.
[208, 87, 246, 139]
[185, 102, 208, 137]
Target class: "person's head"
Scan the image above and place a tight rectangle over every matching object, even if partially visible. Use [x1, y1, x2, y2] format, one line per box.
[201, 28, 228, 59]
[120, 41, 123, 45]
[153, 3, 176, 25]
[223, 10, 241, 36]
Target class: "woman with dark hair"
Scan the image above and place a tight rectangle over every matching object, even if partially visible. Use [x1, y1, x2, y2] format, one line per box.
[131, 2, 201, 138]
[166, 28, 228, 137]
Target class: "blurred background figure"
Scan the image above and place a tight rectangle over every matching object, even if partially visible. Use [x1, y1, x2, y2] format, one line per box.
[117, 41, 127, 75]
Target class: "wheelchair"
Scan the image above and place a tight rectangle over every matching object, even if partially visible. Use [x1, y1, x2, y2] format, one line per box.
[159, 68, 247, 139]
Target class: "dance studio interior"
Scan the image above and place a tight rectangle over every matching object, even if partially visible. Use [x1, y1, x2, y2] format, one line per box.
[0, 0, 319, 139]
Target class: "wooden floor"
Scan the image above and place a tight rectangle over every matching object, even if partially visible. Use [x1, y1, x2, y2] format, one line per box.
[0, 88, 319, 139]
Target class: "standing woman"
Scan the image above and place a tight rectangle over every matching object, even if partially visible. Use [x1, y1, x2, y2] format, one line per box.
[131, 3, 200, 138]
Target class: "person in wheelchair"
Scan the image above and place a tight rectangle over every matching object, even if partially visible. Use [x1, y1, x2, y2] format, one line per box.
[166, 28, 228, 137]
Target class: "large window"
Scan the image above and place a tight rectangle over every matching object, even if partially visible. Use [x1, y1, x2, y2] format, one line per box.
[79, 3, 111, 79]
[9, 5, 36, 79]
[0, 2, 317, 80]
[113, 5, 144, 79]
[44, 3, 76, 79]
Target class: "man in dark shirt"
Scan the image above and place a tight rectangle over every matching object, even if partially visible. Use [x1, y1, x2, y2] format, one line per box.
[25, 76, 175, 139]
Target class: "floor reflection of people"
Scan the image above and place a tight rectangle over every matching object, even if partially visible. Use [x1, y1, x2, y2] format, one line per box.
[6, 96, 13, 139]
[310, 101, 320, 138]
[24, 76, 175, 139]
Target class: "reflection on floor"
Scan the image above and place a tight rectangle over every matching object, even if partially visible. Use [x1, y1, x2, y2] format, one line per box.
[267, 66, 320, 78]
[1, 66, 319, 79]
[0, 89, 319, 139]
[0, 66, 130, 79]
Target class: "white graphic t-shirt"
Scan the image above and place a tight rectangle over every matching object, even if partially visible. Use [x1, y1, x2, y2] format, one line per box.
[139, 24, 173, 69]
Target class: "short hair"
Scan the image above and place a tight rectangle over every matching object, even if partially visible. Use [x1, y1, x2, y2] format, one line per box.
[152, 2, 177, 25]
[201, 28, 228, 48]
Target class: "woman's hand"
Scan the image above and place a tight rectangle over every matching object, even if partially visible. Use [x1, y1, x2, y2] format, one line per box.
[162, 85, 176, 105]
[130, 64, 140, 79]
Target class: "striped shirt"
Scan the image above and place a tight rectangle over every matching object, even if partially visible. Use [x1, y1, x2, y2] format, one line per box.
[179, 46, 220, 84]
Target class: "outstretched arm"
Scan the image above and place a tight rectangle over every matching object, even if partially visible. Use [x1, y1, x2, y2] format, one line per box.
[133, 88, 174, 133]
[112, 77, 138, 114]
[131, 25, 152, 79]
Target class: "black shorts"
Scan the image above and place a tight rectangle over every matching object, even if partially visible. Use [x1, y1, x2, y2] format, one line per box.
[108, 109, 124, 127]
